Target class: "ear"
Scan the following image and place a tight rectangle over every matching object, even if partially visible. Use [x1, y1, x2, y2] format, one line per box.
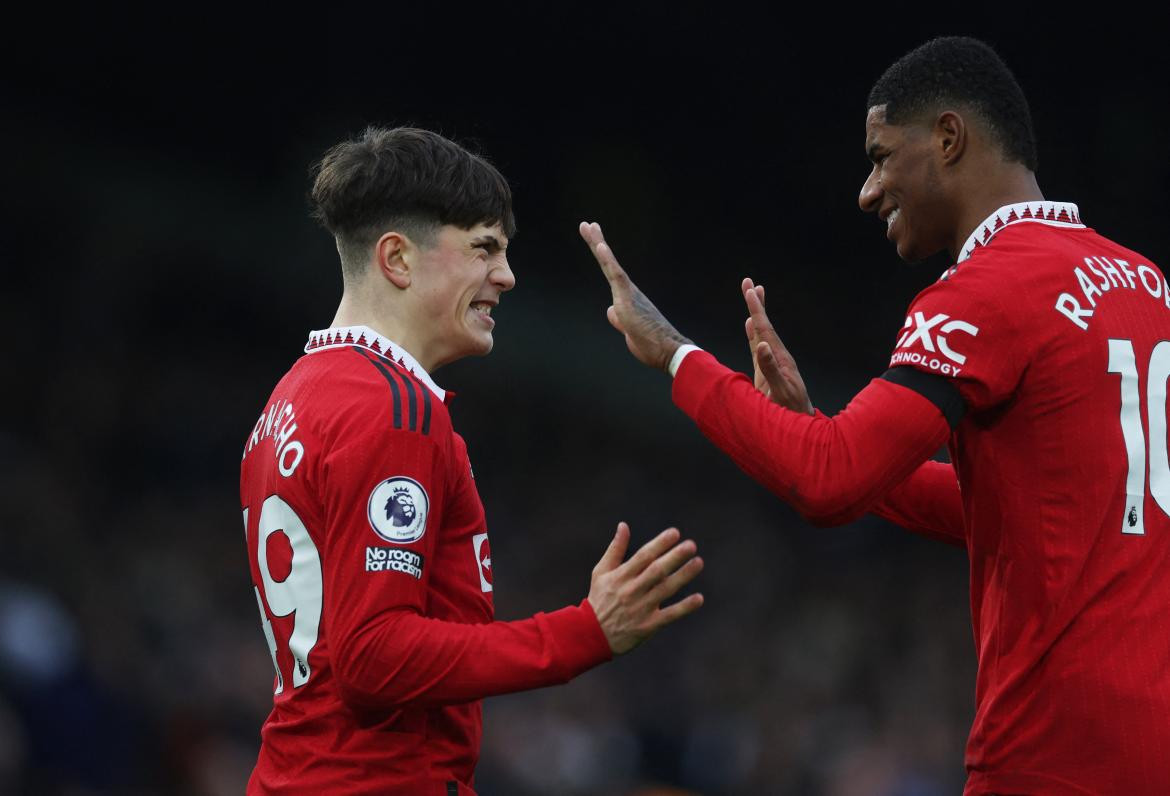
[933, 110, 967, 166]
[375, 231, 412, 289]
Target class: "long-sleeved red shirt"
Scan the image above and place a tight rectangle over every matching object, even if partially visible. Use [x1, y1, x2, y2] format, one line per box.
[672, 351, 951, 527]
[240, 326, 611, 795]
[873, 460, 965, 547]
[671, 203, 1170, 795]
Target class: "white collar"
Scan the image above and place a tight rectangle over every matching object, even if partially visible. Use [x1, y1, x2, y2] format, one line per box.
[304, 325, 446, 402]
[957, 200, 1084, 264]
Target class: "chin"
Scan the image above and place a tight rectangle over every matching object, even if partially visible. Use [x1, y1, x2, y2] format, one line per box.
[895, 238, 933, 264]
[465, 334, 494, 358]
[434, 336, 494, 370]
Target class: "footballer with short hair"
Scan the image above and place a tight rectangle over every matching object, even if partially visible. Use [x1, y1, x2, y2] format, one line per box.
[583, 36, 1170, 795]
[240, 126, 704, 794]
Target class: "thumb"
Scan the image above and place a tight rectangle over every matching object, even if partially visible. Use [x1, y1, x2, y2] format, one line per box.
[597, 521, 631, 573]
[607, 305, 625, 332]
[756, 341, 788, 393]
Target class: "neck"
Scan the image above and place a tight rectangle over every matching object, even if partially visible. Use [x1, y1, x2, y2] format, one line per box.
[949, 165, 1043, 261]
[330, 286, 435, 372]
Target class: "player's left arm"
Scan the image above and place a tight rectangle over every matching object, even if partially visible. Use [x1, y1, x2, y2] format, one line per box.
[580, 221, 963, 526]
[672, 351, 953, 525]
[735, 276, 966, 544]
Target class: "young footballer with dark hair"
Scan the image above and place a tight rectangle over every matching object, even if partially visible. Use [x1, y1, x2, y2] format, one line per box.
[582, 36, 1170, 794]
[240, 126, 704, 794]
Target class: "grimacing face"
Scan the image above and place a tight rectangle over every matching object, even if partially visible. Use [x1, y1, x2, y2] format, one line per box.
[858, 105, 951, 263]
[412, 222, 515, 368]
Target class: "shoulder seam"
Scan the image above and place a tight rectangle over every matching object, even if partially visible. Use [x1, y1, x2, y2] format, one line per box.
[349, 347, 434, 435]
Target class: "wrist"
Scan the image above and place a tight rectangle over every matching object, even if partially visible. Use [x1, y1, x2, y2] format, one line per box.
[668, 343, 702, 376]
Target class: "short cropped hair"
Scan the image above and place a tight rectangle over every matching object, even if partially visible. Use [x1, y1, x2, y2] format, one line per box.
[868, 37, 1038, 171]
[310, 127, 517, 275]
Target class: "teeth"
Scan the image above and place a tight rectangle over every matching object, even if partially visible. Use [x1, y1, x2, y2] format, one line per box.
[471, 302, 493, 316]
[887, 209, 900, 227]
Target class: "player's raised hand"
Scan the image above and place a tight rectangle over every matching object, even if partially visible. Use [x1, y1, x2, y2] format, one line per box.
[579, 221, 694, 372]
[588, 522, 704, 655]
[742, 278, 814, 415]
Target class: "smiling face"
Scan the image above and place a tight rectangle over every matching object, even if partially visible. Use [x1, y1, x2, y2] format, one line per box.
[410, 222, 515, 369]
[859, 105, 953, 263]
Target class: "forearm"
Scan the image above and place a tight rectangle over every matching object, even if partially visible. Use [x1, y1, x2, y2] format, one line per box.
[870, 460, 966, 547]
[672, 351, 951, 525]
[332, 599, 612, 710]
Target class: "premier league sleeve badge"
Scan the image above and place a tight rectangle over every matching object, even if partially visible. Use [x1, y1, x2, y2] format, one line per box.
[367, 477, 429, 543]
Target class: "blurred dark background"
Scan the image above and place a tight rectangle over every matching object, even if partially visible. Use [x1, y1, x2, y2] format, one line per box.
[2, 7, 1167, 794]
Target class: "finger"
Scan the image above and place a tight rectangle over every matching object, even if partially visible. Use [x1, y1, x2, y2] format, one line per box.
[746, 317, 762, 361]
[646, 554, 704, 604]
[632, 539, 698, 595]
[741, 276, 756, 296]
[650, 591, 705, 627]
[579, 221, 630, 288]
[756, 283, 766, 308]
[743, 283, 771, 328]
[618, 526, 682, 578]
[595, 521, 630, 573]
[744, 288, 788, 357]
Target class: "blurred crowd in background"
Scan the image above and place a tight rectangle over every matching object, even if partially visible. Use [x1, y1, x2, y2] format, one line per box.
[4, 9, 1167, 795]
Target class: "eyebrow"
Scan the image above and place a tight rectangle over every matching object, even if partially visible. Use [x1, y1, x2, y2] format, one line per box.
[866, 141, 883, 162]
[470, 235, 506, 252]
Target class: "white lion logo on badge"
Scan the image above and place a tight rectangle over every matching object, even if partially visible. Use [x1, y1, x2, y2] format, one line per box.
[367, 477, 429, 544]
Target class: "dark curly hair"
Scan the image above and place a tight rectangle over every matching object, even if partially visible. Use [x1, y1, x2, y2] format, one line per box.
[868, 37, 1037, 171]
[310, 127, 516, 275]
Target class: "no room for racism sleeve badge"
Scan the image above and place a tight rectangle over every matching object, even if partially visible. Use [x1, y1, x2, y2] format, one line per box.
[368, 477, 429, 544]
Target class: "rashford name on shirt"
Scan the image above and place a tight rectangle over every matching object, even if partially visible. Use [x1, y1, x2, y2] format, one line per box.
[1056, 255, 1170, 331]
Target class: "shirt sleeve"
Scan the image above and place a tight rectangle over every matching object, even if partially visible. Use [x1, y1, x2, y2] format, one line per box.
[672, 350, 951, 526]
[887, 266, 1025, 413]
[870, 461, 966, 547]
[318, 400, 612, 711]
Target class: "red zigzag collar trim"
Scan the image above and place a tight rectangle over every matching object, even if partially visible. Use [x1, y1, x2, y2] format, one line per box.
[957, 200, 1083, 264]
[304, 325, 446, 402]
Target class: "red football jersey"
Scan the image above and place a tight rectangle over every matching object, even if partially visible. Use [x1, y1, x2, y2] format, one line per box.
[239, 326, 611, 795]
[886, 201, 1170, 795]
[671, 201, 1170, 794]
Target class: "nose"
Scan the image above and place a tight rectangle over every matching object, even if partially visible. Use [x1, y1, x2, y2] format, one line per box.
[493, 256, 516, 292]
[859, 166, 882, 213]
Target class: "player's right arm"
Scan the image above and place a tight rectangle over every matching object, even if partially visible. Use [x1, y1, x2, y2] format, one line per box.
[870, 461, 965, 546]
[318, 395, 702, 711]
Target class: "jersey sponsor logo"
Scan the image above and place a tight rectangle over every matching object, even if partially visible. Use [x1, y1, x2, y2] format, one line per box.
[894, 311, 979, 366]
[888, 350, 964, 377]
[365, 547, 424, 578]
[368, 477, 429, 543]
[472, 532, 492, 592]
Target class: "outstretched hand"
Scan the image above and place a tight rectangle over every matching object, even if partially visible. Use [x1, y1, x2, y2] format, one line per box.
[588, 522, 704, 655]
[580, 222, 693, 372]
[742, 278, 814, 415]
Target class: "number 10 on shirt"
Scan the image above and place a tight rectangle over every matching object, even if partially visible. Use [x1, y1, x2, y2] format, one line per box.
[1107, 338, 1170, 536]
